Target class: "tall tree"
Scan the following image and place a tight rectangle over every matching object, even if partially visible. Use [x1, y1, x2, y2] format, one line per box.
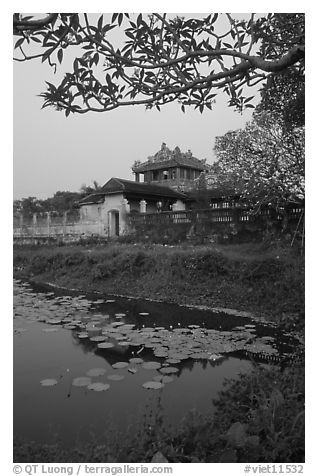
[13, 13, 304, 115]
[256, 68, 304, 130]
[79, 181, 102, 196]
[213, 112, 304, 209]
[253, 14, 305, 129]
[13, 197, 43, 216]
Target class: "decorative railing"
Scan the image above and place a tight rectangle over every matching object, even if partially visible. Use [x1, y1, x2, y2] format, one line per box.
[128, 204, 304, 228]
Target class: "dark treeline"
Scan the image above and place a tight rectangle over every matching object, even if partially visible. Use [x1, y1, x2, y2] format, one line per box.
[14, 182, 102, 217]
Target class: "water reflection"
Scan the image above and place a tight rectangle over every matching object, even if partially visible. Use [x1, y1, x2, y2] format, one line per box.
[13, 279, 300, 446]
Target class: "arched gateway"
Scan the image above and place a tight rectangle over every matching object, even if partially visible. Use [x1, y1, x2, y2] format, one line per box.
[108, 209, 120, 237]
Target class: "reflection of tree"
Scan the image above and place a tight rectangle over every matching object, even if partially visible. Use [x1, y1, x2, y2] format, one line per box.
[72, 332, 131, 366]
[72, 330, 228, 375]
[176, 354, 228, 376]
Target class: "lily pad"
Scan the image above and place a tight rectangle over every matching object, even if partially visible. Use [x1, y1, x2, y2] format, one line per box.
[113, 335, 127, 341]
[46, 319, 62, 325]
[87, 382, 110, 392]
[112, 362, 129, 369]
[86, 368, 107, 377]
[40, 379, 58, 387]
[72, 377, 92, 387]
[144, 343, 156, 349]
[153, 375, 174, 384]
[78, 332, 89, 339]
[165, 358, 181, 364]
[142, 381, 165, 389]
[129, 357, 144, 364]
[108, 332, 125, 340]
[159, 367, 179, 374]
[86, 327, 102, 337]
[154, 351, 169, 358]
[97, 342, 114, 349]
[108, 374, 125, 381]
[90, 336, 106, 342]
[141, 361, 162, 370]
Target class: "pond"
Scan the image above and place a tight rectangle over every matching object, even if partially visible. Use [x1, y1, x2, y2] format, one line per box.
[13, 279, 299, 447]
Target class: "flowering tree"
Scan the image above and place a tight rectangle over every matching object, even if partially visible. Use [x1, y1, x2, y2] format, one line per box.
[13, 13, 304, 116]
[213, 112, 304, 209]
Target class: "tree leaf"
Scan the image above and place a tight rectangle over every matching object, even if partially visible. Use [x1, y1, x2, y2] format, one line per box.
[41, 48, 54, 63]
[111, 13, 118, 24]
[93, 52, 99, 65]
[57, 48, 63, 64]
[97, 14, 104, 31]
[14, 37, 25, 49]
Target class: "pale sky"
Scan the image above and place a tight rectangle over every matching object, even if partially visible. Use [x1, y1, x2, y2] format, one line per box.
[13, 12, 259, 200]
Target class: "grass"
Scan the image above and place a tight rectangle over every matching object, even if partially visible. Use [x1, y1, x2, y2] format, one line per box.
[13, 241, 304, 329]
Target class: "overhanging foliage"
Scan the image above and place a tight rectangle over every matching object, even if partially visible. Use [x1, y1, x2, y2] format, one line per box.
[13, 13, 304, 116]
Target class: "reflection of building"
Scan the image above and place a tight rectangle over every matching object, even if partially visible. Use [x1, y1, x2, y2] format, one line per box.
[132, 142, 210, 192]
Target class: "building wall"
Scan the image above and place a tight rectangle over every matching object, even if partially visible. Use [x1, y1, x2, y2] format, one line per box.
[78, 195, 128, 236]
[79, 194, 187, 236]
[103, 194, 129, 236]
[80, 203, 103, 221]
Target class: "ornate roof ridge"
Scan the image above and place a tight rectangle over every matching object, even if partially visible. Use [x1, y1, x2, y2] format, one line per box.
[132, 143, 208, 172]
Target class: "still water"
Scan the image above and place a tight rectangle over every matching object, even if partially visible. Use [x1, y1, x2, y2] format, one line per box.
[13, 279, 298, 446]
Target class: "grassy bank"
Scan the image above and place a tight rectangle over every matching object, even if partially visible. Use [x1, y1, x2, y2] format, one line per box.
[13, 242, 304, 330]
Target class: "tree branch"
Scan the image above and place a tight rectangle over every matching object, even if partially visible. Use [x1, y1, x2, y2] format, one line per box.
[13, 14, 58, 32]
